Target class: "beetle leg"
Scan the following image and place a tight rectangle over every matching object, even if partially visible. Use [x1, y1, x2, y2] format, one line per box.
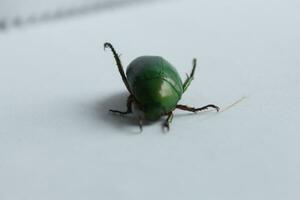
[109, 95, 134, 115]
[176, 104, 220, 112]
[104, 42, 133, 94]
[182, 58, 197, 93]
[138, 117, 143, 132]
[163, 112, 173, 131]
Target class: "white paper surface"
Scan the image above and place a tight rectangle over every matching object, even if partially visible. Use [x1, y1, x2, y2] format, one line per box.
[0, 0, 299, 199]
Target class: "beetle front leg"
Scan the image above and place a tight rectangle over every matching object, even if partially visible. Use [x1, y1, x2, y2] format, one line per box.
[163, 112, 173, 131]
[109, 95, 134, 115]
[104, 42, 133, 94]
[176, 104, 220, 112]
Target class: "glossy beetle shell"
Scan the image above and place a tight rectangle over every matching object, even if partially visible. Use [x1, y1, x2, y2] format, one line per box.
[126, 56, 183, 120]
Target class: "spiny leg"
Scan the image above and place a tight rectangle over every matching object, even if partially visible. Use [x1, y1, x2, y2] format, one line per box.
[176, 104, 220, 113]
[110, 95, 134, 115]
[163, 112, 174, 131]
[104, 42, 132, 94]
[182, 58, 197, 93]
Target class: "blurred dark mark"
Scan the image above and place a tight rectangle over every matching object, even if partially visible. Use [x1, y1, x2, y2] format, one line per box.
[13, 17, 22, 27]
[0, 20, 7, 30]
[0, 0, 158, 32]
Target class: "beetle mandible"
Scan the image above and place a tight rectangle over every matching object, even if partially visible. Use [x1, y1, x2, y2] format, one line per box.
[104, 42, 219, 131]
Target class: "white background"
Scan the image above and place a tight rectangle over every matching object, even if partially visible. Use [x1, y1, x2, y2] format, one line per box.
[0, 0, 300, 199]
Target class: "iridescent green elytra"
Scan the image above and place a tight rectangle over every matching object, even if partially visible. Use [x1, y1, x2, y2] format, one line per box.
[104, 42, 219, 131]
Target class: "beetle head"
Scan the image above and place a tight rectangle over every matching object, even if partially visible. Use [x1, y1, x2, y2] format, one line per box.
[142, 104, 164, 121]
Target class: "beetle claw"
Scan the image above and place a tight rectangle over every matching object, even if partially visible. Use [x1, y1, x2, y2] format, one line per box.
[103, 42, 112, 51]
[163, 123, 170, 132]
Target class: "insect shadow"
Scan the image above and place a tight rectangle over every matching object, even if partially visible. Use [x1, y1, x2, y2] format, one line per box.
[92, 91, 158, 133]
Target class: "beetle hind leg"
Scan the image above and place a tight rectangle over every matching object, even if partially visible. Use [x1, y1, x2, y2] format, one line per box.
[109, 95, 134, 115]
[176, 104, 220, 112]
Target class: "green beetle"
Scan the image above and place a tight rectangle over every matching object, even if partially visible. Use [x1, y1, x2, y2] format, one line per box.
[104, 42, 219, 131]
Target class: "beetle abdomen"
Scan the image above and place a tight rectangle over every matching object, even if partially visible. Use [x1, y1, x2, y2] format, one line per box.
[126, 56, 183, 120]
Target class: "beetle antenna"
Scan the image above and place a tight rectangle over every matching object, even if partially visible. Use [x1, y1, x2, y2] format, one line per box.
[220, 96, 247, 112]
[104, 42, 133, 94]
